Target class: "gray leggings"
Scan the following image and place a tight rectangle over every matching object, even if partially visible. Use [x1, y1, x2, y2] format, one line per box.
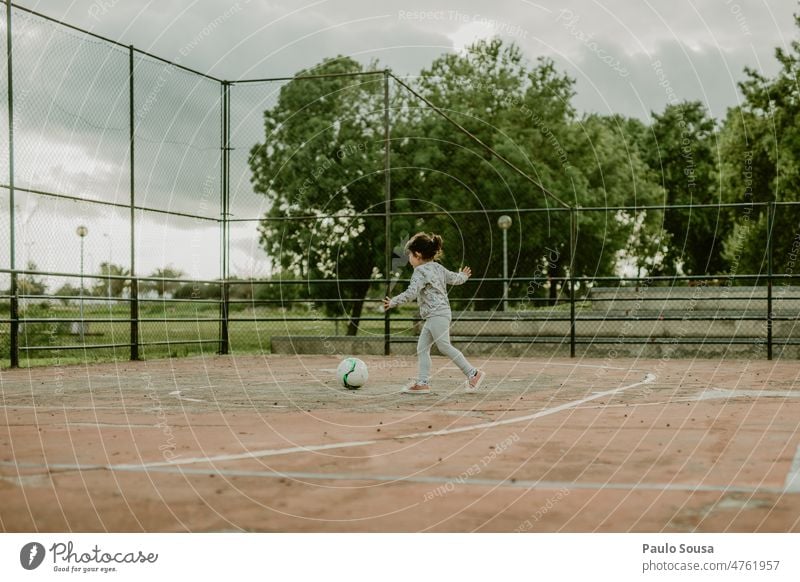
[417, 315, 475, 384]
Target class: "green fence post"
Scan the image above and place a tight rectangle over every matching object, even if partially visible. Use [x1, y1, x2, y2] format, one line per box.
[9, 276, 18, 368]
[129, 45, 139, 361]
[7, 2, 17, 367]
[767, 200, 774, 360]
[219, 81, 230, 355]
[383, 70, 391, 356]
[569, 208, 577, 358]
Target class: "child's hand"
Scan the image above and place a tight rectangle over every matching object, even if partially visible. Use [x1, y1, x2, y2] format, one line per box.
[461, 266, 472, 278]
[382, 296, 393, 311]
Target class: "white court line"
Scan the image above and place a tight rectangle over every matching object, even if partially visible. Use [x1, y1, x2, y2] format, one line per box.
[398, 374, 657, 439]
[0, 461, 785, 496]
[169, 391, 205, 403]
[784, 443, 800, 493]
[62, 422, 162, 429]
[694, 389, 800, 401]
[109, 373, 656, 470]
[0, 406, 123, 410]
[534, 362, 632, 370]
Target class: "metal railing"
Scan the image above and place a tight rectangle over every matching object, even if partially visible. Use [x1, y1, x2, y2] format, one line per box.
[4, 264, 800, 365]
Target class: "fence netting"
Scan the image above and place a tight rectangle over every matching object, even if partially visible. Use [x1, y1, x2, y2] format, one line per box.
[1, 3, 797, 366]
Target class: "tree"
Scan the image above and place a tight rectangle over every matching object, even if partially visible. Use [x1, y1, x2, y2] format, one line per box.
[17, 261, 47, 296]
[254, 271, 302, 310]
[249, 38, 664, 324]
[561, 114, 662, 284]
[143, 266, 185, 298]
[718, 14, 800, 275]
[92, 263, 130, 297]
[596, 115, 667, 277]
[389, 42, 579, 306]
[54, 282, 81, 305]
[249, 56, 387, 334]
[394, 40, 660, 305]
[173, 282, 220, 300]
[641, 101, 726, 275]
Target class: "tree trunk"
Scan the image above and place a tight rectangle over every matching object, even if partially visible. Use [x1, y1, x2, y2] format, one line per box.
[347, 299, 364, 336]
[346, 282, 370, 336]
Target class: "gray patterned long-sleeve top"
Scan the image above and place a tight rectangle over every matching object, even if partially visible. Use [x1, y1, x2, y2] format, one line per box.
[388, 261, 468, 319]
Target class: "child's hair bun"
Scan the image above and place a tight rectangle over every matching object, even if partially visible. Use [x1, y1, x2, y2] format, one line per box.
[406, 232, 444, 260]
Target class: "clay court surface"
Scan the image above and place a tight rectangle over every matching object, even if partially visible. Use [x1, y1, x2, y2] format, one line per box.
[1, 354, 799, 532]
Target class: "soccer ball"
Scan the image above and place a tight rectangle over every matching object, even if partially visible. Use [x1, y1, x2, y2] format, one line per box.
[337, 357, 368, 389]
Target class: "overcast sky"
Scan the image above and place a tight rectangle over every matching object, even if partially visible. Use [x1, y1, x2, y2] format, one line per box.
[2, 0, 799, 281]
[17, 0, 799, 118]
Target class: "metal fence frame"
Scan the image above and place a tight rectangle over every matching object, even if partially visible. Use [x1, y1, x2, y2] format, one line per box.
[0, 1, 795, 367]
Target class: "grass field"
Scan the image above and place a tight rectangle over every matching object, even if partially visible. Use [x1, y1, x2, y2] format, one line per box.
[1, 300, 418, 367]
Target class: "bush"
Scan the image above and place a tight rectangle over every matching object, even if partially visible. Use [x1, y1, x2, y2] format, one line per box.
[254, 273, 302, 310]
[9, 304, 71, 357]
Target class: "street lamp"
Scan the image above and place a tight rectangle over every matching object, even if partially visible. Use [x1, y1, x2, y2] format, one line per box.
[76, 225, 88, 340]
[497, 215, 512, 311]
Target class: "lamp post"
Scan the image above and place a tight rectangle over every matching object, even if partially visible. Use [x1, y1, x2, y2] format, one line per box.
[76, 225, 88, 340]
[497, 215, 512, 311]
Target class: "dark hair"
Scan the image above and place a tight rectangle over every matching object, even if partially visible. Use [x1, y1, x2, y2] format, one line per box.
[405, 232, 443, 260]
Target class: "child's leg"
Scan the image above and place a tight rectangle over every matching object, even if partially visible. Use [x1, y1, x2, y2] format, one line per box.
[416, 320, 434, 384]
[427, 316, 476, 377]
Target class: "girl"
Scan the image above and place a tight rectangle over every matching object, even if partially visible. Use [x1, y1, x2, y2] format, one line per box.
[383, 232, 485, 394]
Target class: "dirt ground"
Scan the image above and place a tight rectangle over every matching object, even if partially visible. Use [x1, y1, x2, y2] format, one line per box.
[1, 353, 799, 532]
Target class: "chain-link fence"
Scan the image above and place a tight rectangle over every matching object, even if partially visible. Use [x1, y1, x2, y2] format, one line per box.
[1, 2, 798, 367]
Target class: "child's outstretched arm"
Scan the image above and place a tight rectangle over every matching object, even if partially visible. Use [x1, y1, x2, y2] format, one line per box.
[445, 266, 472, 286]
[383, 269, 425, 311]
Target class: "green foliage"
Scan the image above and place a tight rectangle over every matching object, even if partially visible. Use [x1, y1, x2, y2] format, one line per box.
[718, 14, 800, 274]
[17, 261, 47, 296]
[17, 303, 71, 352]
[389, 41, 544, 303]
[245, 25, 800, 331]
[54, 283, 81, 305]
[142, 266, 185, 298]
[568, 114, 663, 276]
[249, 56, 387, 334]
[173, 282, 221, 299]
[392, 41, 660, 303]
[92, 262, 130, 298]
[642, 101, 726, 275]
[254, 272, 303, 310]
[247, 39, 666, 318]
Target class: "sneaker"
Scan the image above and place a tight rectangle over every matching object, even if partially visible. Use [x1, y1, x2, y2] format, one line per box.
[402, 383, 431, 394]
[465, 370, 485, 392]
